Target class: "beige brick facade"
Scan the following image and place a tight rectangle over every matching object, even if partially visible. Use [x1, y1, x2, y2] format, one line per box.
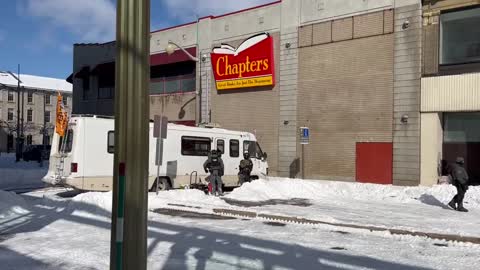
[298, 11, 395, 181]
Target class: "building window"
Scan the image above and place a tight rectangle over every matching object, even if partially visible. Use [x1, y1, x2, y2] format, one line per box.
[27, 109, 33, 122]
[63, 96, 68, 106]
[26, 135, 33, 145]
[8, 91, 14, 102]
[8, 108, 14, 121]
[28, 92, 34, 104]
[440, 7, 480, 65]
[98, 73, 115, 100]
[45, 94, 51, 105]
[230, 139, 239, 157]
[44, 111, 51, 123]
[181, 136, 211, 156]
[150, 75, 195, 95]
[44, 135, 51, 145]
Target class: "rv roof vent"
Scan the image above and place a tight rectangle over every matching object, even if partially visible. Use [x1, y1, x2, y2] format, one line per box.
[199, 122, 221, 129]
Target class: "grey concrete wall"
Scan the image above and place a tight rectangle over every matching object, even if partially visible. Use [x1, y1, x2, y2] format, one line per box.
[392, 3, 422, 186]
[278, 0, 300, 178]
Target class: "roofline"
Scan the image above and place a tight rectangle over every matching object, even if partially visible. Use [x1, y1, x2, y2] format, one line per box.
[151, 0, 281, 33]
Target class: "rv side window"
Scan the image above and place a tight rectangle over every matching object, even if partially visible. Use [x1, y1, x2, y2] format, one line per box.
[230, 140, 239, 157]
[181, 136, 211, 156]
[217, 139, 225, 154]
[107, 131, 114, 153]
[58, 130, 74, 153]
[244, 140, 264, 159]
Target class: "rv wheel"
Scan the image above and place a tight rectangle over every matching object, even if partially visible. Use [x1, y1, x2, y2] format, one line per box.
[154, 178, 171, 191]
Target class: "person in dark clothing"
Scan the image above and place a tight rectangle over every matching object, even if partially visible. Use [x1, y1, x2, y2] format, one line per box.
[204, 149, 224, 196]
[448, 157, 470, 212]
[238, 151, 253, 186]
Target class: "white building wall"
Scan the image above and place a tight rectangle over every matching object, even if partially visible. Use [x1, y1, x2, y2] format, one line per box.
[421, 73, 480, 112]
[420, 113, 443, 186]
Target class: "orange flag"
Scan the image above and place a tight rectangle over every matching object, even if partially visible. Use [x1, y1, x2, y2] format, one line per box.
[55, 92, 68, 137]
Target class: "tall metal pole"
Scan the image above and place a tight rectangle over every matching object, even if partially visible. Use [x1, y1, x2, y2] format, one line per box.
[16, 65, 21, 161]
[195, 16, 201, 125]
[110, 1, 150, 270]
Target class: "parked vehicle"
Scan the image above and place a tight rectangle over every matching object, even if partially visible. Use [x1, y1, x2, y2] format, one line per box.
[42, 115, 268, 191]
[23, 145, 51, 162]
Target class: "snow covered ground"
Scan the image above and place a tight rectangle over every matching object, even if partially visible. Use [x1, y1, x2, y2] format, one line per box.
[1, 178, 480, 270]
[0, 153, 47, 191]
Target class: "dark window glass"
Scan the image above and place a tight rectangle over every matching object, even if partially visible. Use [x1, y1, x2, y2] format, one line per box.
[217, 139, 225, 154]
[230, 140, 239, 157]
[243, 140, 264, 159]
[45, 94, 51, 105]
[8, 108, 14, 121]
[45, 111, 51, 123]
[26, 135, 32, 145]
[182, 77, 196, 92]
[8, 91, 14, 102]
[58, 129, 74, 153]
[107, 131, 115, 153]
[181, 136, 211, 156]
[150, 81, 164, 95]
[441, 7, 480, 65]
[28, 92, 33, 103]
[444, 112, 480, 143]
[27, 109, 33, 122]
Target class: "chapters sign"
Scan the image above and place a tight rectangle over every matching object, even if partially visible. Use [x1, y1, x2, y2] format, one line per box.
[211, 33, 275, 90]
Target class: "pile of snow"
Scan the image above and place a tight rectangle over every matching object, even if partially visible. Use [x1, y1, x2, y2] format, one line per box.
[67, 192, 113, 217]
[227, 178, 480, 208]
[66, 189, 225, 217]
[0, 190, 30, 220]
[0, 154, 47, 191]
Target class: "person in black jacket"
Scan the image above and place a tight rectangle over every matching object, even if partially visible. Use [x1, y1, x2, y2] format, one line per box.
[203, 150, 224, 196]
[448, 157, 470, 212]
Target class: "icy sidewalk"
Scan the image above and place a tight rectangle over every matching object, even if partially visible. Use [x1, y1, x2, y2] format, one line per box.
[1, 188, 480, 270]
[152, 178, 480, 239]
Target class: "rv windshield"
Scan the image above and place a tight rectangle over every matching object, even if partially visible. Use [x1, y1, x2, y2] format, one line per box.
[243, 140, 264, 159]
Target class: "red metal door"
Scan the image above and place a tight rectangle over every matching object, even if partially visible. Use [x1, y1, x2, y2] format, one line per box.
[356, 142, 393, 184]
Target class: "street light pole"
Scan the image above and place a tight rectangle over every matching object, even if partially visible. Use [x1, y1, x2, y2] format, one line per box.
[165, 40, 203, 125]
[110, 0, 150, 270]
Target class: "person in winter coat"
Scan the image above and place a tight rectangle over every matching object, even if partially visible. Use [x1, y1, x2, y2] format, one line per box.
[448, 157, 470, 212]
[203, 149, 224, 196]
[238, 151, 253, 185]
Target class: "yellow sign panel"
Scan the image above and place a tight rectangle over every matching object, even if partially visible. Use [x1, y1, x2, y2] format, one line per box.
[216, 75, 273, 90]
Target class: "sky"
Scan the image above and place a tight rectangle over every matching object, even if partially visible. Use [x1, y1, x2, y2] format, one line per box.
[0, 0, 274, 80]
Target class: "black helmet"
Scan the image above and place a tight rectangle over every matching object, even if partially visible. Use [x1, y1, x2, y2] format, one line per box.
[243, 151, 250, 159]
[456, 157, 465, 165]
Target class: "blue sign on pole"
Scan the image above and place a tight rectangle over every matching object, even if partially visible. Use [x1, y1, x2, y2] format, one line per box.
[300, 127, 309, 145]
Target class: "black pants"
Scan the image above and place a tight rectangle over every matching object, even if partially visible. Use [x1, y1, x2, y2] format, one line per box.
[453, 183, 468, 205]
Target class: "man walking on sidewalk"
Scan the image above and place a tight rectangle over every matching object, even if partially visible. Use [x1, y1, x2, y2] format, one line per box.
[448, 157, 470, 212]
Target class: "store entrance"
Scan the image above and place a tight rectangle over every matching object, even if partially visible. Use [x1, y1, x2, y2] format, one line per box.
[443, 112, 480, 185]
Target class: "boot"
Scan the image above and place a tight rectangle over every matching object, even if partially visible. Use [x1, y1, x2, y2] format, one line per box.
[457, 203, 468, 212]
[448, 199, 457, 210]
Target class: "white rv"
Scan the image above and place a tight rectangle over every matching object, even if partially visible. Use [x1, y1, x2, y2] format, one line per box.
[43, 115, 269, 191]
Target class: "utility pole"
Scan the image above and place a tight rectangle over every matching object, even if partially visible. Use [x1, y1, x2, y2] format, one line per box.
[110, 0, 150, 270]
[15, 65, 21, 162]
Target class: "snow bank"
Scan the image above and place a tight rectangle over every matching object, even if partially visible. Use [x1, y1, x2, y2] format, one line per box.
[0, 190, 30, 220]
[227, 178, 480, 208]
[0, 153, 47, 191]
[67, 192, 113, 217]
[66, 189, 223, 217]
